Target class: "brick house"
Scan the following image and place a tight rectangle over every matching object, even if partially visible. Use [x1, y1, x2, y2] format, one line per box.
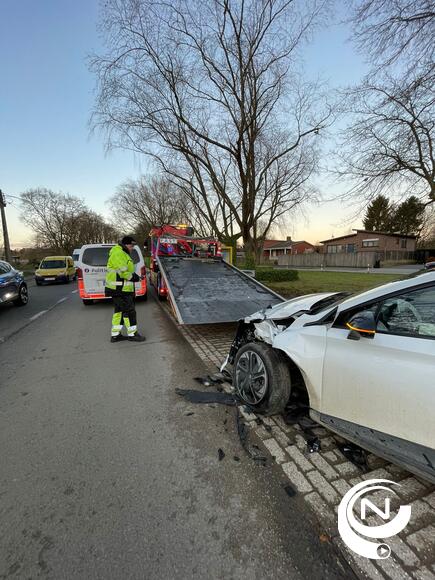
[263, 238, 315, 259]
[320, 230, 417, 255]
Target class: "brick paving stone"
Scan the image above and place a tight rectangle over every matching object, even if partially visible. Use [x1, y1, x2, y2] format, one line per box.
[272, 415, 296, 434]
[318, 436, 337, 451]
[376, 555, 414, 580]
[332, 538, 384, 580]
[306, 471, 340, 505]
[308, 453, 339, 481]
[304, 492, 337, 535]
[424, 491, 435, 510]
[396, 478, 430, 502]
[407, 525, 435, 564]
[405, 500, 435, 533]
[294, 433, 308, 451]
[383, 535, 420, 568]
[323, 450, 344, 464]
[251, 424, 274, 440]
[335, 460, 363, 479]
[362, 468, 392, 481]
[285, 445, 315, 473]
[239, 406, 256, 422]
[281, 462, 313, 493]
[412, 567, 435, 580]
[367, 454, 389, 471]
[332, 479, 352, 497]
[385, 463, 412, 481]
[270, 425, 293, 449]
[262, 438, 287, 464]
[261, 416, 277, 427]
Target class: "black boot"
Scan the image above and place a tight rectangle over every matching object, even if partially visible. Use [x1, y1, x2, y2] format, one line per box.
[128, 333, 146, 342]
[111, 334, 126, 343]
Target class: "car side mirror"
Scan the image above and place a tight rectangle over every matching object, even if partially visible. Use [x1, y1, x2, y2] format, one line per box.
[346, 311, 376, 340]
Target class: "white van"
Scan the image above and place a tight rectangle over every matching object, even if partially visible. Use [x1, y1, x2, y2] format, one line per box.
[77, 243, 148, 305]
[72, 248, 81, 268]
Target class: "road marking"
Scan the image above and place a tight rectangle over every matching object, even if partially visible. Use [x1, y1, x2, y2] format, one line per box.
[29, 310, 47, 322]
[71, 290, 78, 294]
[57, 297, 67, 304]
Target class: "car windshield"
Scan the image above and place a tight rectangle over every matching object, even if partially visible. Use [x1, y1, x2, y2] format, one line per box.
[309, 292, 352, 315]
[82, 247, 140, 266]
[40, 260, 65, 269]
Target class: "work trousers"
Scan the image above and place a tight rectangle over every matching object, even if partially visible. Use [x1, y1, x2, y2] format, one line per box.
[111, 293, 137, 337]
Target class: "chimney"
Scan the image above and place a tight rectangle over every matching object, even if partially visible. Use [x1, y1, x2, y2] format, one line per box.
[286, 236, 292, 241]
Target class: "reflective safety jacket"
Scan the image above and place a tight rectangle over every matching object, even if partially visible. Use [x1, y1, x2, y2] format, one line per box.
[105, 244, 135, 295]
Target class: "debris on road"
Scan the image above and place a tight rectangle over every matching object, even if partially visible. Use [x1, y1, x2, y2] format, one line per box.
[218, 448, 225, 461]
[175, 388, 236, 406]
[236, 408, 267, 465]
[283, 484, 297, 498]
[337, 442, 369, 472]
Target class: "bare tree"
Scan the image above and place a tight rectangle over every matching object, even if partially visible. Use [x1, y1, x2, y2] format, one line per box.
[348, 0, 435, 75]
[20, 189, 87, 252]
[336, 74, 435, 206]
[20, 189, 118, 252]
[112, 175, 191, 232]
[91, 0, 330, 264]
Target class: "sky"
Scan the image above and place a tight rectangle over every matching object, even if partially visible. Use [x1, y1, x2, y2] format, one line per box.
[0, 0, 368, 247]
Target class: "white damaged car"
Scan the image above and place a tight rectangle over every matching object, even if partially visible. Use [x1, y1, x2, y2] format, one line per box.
[223, 271, 435, 482]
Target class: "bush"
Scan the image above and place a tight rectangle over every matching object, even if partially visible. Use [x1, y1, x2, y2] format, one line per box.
[255, 268, 298, 282]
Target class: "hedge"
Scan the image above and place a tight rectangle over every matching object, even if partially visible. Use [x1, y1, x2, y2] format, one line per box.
[255, 268, 299, 282]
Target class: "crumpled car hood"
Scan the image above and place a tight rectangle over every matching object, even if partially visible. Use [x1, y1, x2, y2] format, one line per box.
[245, 292, 339, 322]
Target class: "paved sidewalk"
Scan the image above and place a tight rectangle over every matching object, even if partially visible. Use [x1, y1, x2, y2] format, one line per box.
[170, 313, 435, 580]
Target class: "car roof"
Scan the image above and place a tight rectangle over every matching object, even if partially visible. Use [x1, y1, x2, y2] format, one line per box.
[42, 256, 69, 259]
[338, 270, 435, 311]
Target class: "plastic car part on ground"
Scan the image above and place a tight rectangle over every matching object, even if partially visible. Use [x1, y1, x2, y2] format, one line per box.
[175, 388, 236, 406]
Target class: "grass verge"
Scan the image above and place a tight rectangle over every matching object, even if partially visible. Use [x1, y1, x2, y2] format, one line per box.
[264, 270, 405, 298]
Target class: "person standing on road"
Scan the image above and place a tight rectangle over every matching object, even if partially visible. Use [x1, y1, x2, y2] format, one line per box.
[105, 236, 146, 343]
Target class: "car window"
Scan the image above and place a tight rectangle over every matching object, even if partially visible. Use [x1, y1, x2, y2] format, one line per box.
[82, 247, 140, 266]
[377, 286, 435, 338]
[0, 262, 10, 274]
[130, 248, 140, 264]
[82, 248, 112, 266]
[40, 260, 66, 269]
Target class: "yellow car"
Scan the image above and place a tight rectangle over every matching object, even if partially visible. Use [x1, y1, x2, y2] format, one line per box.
[35, 256, 76, 285]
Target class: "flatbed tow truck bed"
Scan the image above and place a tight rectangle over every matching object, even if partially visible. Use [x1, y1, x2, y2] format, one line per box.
[158, 256, 283, 324]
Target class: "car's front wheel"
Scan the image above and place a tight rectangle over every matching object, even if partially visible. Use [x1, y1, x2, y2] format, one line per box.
[233, 342, 291, 415]
[13, 284, 29, 307]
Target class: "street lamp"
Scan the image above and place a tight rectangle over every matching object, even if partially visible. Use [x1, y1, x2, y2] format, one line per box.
[0, 190, 12, 263]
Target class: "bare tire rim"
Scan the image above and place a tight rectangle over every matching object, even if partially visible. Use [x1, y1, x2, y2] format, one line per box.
[235, 350, 268, 405]
[20, 286, 28, 303]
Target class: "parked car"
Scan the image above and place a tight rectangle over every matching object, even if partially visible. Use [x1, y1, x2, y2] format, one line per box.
[424, 258, 435, 270]
[35, 256, 76, 285]
[76, 244, 147, 305]
[0, 261, 29, 306]
[222, 271, 435, 482]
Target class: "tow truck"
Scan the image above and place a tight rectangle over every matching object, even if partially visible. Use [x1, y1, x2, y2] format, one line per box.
[148, 224, 283, 324]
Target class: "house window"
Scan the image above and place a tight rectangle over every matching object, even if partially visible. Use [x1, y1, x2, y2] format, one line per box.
[362, 239, 379, 248]
[401, 239, 407, 249]
[347, 244, 356, 253]
[327, 244, 347, 253]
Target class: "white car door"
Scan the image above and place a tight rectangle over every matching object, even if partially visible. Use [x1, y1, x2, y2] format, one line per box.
[320, 283, 435, 474]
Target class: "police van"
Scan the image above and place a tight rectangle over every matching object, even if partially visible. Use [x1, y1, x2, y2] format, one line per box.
[77, 244, 147, 305]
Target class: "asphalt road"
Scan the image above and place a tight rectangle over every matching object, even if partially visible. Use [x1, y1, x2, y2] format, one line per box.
[0, 286, 353, 579]
[0, 277, 78, 342]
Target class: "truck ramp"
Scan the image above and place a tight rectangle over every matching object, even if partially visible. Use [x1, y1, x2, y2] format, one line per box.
[158, 257, 283, 324]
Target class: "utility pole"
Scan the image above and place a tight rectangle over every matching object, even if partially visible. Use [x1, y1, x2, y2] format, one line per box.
[0, 190, 12, 263]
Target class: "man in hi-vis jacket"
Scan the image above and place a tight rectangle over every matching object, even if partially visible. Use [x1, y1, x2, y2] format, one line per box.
[105, 236, 145, 343]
